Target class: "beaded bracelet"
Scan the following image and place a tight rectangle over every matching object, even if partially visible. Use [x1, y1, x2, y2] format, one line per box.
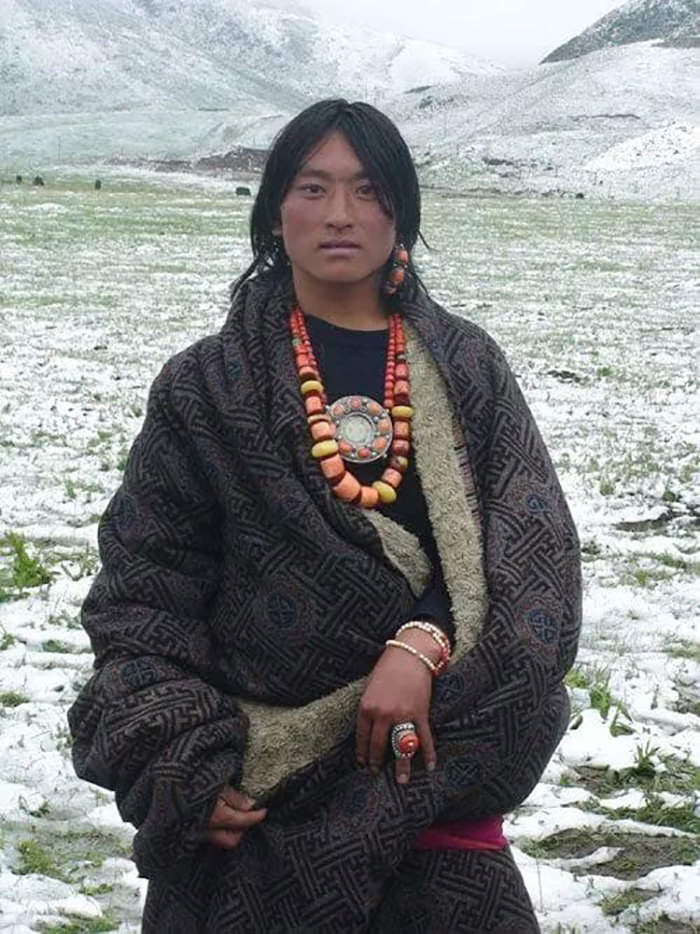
[385, 638, 438, 676]
[395, 621, 451, 675]
[396, 620, 450, 651]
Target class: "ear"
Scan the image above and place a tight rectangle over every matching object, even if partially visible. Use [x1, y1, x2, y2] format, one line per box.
[272, 221, 282, 237]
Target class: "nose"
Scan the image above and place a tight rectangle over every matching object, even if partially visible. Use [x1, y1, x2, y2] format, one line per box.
[325, 185, 353, 229]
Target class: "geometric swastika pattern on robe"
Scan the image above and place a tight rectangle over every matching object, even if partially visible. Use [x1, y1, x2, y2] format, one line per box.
[68, 276, 581, 930]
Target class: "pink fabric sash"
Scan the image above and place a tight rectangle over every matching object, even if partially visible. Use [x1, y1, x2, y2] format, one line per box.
[413, 816, 507, 851]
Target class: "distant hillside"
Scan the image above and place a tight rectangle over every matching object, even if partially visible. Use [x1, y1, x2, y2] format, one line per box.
[395, 41, 699, 200]
[0, 0, 497, 118]
[542, 0, 700, 63]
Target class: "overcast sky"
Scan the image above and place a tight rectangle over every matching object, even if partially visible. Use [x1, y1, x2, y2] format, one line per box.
[299, 0, 625, 67]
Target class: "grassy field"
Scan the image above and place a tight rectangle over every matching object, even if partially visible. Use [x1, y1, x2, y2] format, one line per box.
[0, 171, 698, 933]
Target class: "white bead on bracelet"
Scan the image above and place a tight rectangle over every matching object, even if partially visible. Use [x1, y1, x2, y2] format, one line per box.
[384, 638, 438, 675]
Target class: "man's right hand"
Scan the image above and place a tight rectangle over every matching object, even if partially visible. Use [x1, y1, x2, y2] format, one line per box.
[206, 785, 267, 849]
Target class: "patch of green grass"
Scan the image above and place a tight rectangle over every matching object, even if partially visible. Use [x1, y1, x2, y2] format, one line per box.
[520, 828, 700, 879]
[87, 428, 115, 452]
[53, 828, 133, 873]
[632, 917, 700, 933]
[29, 428, 66, 446]
[575, 753, 700, 799]
[662, 487, 681, 503]
[605, 794, 700, 835]
[631, 566, 674, 587]
[42, 638, 74, 653]
[0, 532, 53, 600]
[609, 703, 635, 736]
[679, 460, 699, 485]
[17, 838, 62, 878]
[631, 741, 660, 778]
[665, 640, 700, 662]
[599, 478, 615, 496]
[59, 546, 100, 582]
[0, 630, 16, 649]
[0, 691, 29, 707]
[565, 664, 614, 719]
[565, 666, 589, 690]
[26, 800, 51, 818]
[601, 888, 654, 916]
[580, 538, 602, 561]
[55, 722, 74, 751]
[590, 676, 614, 720]
[674, 686, 700, 717]
[648, 552, 699, 572]
[79, 882, 114, 897]
[13, 825, 132, 891]
[37, 915, 117, 934]
[48, 609, 82, 630]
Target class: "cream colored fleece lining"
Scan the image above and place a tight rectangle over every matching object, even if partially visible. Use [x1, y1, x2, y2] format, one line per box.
[239, 326, 488, 798]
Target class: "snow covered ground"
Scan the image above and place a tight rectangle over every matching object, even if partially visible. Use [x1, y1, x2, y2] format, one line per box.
[0, 169, 698, 933]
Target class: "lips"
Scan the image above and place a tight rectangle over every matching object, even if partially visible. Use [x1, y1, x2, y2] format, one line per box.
[319, 240, 360, 249]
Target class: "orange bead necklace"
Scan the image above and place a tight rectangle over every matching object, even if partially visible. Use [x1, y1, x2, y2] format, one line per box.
[290, 305, 414, 508]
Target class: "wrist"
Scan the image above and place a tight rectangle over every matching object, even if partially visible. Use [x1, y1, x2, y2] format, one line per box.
[396, 628, 443, 665]
[395, 619, 451, 675]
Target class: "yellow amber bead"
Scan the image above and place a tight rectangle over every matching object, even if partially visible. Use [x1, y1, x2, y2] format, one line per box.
[391, 405, 414, 420]
[301, 379, 323, 396]
[372, 480, 397, 504]
[312, 440, 339, 459]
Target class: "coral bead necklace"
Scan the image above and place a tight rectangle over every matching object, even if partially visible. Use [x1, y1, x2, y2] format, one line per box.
[289, 304, 413, 509]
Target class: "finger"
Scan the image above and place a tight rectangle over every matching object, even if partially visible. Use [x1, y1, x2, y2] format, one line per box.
[212, 807, 268, 832]
[209, 797, 244, 828]
[368, 718, 389, 775]
[218, 787, 255, 811]
[416, 717, 437, 773]
[394, 754, 411, 786]
[355, 710, 372, 767]
[207, 829, 244, 850]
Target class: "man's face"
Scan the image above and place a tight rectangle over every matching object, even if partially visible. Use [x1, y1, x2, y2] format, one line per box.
[276, 131, 396, 290]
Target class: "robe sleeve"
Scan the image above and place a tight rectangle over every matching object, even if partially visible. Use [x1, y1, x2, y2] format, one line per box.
[409, 561, 455, 645]
[427, 331, 581, 819]
[67, 359, 249, 878]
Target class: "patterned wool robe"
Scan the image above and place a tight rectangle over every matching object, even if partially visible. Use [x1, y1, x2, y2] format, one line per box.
[68, 276, 581, 932]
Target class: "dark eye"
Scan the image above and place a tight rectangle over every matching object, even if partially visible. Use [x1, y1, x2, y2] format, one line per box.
[357, 183, 376, 198]
[299, 183, 324, 195]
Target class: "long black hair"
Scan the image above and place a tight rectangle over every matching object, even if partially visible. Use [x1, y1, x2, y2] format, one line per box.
[233, 98, 423, 302]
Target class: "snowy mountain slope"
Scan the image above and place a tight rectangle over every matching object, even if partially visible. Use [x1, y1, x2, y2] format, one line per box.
[396, 42, 697, 150]
[0, 0, 498, 118]
[0, 0, 308, 117]
[542, 0, 699, 63]
[392, 41, 700, 199]
[408, 42, 697, 139]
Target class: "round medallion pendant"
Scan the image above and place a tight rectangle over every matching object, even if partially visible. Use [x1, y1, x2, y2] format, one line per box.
[328, 395, 393, 464]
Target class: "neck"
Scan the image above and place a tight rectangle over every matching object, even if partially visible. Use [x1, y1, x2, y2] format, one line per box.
[292, 271, 389, 330]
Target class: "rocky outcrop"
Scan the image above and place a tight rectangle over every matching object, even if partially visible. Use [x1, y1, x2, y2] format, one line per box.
[542, 0, 699, 63]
